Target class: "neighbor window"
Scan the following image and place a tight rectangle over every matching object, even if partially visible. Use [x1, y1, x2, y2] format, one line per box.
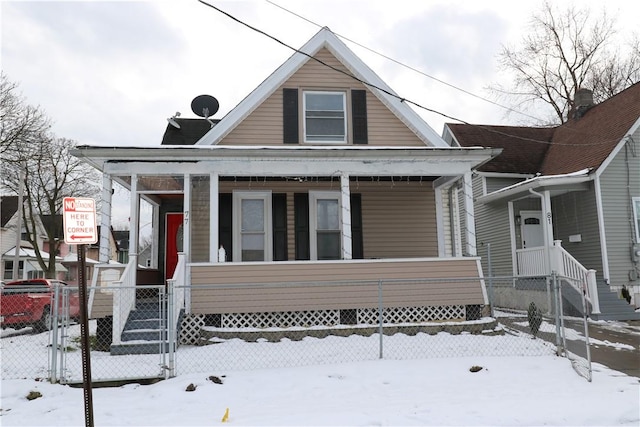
[309, 191, 342, 260]
[633, 197, 640, 243]
[303, 91, 346, 143]
[3, 260, 24, 280]
[232, 192, 272, 262]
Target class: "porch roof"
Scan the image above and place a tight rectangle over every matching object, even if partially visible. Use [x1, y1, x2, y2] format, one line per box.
[71, 145, 501, 178]
[477, 168, 592, 204]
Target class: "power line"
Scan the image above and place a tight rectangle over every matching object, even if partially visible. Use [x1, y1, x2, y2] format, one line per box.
[196, 0, 627, 148]
[265, 0, 540, 122]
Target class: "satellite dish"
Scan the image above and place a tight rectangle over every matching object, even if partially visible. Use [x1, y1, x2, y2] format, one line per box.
[191, 95, 219, 119]
[167, 112, 181, 129]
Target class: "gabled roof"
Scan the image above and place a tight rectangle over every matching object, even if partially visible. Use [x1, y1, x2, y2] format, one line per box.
[1, 196, 19, 227]
[195, 27, 447, 148]
[446, 82, 640, 176]
[541, 82, 640, 175]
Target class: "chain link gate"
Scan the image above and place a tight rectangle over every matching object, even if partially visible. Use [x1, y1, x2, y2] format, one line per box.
[53, 285, 170, 384]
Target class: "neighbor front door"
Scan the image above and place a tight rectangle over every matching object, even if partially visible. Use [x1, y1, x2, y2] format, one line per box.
[520, 211, 544, 248]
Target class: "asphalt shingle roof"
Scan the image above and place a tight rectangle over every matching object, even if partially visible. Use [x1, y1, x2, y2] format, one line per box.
[449, 82, 640, 176]
[161, 118, 219, 146]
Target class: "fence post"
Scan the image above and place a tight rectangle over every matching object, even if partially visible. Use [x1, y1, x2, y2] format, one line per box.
[579, 279, 593, 382]
[487, 243, 494, 317]
[552, 272, 563, 354]
[49, 283, 60, 383]
[167, 280, 175, 379]
[378, 279, 383, 360]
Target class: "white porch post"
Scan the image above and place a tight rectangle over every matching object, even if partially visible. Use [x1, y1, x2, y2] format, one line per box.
[99, 173, 112, 263]
[129, 174, 139, 258]
[463, 172, 477, 256]
[183, 174, 192, 312]
[210, 172, 220, 263]
[508, 201, 518, 277]
[542, 190, 554, 265]
[435, 187, 445, 257]
[340, 173, 353, 260]
[183, 174, 191, 261]
[151, 203, 160, 269]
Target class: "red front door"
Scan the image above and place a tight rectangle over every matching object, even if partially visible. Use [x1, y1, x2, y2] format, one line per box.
[165, 213, 184, 281]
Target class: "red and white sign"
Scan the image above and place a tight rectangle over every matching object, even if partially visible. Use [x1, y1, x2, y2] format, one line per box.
[63, 197, 98, 245]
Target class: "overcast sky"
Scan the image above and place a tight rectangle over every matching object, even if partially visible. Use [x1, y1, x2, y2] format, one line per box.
[1, 0, 637, 148]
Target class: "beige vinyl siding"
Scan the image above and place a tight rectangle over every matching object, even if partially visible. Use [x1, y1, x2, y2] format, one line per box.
[190, 176, 210, 262]
[217, 180, 437, 260]
[440, 187, 453, 256]
[221, 48, 425, 147]
[190, 258, 484, 314]
[599, 130, 640, 286]
[358, 182, 437, 258]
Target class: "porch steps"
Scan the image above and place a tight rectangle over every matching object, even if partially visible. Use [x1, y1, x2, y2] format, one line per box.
[110, 300, 181, 356]
[591, 283, 640, 321]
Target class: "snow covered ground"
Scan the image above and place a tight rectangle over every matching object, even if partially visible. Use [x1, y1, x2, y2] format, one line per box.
[1, 318, 639, 426]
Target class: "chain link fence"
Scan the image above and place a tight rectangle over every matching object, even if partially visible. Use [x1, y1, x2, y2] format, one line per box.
[1, 274, 592, 384]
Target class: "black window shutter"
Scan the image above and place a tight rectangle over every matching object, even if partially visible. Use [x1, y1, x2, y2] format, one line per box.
[294, 193, 310, 260]
[351, 90, 368, 144]
[272, 193, 288, 261]
[283, 88, 299, 144]
[350, 193, 364, 259]
[218, 193, 232, 261]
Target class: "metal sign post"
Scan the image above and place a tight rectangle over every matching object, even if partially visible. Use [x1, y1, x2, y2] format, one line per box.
[63, 197, 97, 427]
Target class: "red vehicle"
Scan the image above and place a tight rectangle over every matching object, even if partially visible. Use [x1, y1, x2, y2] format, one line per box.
[0, 279, 81, 332]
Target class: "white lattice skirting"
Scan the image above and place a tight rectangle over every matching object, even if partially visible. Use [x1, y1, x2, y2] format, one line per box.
[358, 305, 466, 324]
[180, 305, 468, 330]
[222, 309, 340, 329]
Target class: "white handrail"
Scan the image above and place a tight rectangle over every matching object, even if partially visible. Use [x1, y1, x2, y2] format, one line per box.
[111, 255, 137, 345]
[550, 241, 600, 313]
[516, 241, 600, 315]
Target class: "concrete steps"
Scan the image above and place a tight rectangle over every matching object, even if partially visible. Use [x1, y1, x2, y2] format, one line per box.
[591, 283, 640, 321]
[110, 300, 178, 356]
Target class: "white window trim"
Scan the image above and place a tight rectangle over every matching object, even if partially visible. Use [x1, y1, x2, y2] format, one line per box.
[309, 190, 342, 260]
[633, 197, 640, 243]
[232, 191, 272, 262]
[303, 90, 347, 144]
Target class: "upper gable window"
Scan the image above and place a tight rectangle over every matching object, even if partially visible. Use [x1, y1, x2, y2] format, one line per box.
[303, 91, 346, 143]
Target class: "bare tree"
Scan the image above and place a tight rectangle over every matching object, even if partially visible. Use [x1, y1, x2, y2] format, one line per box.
[0, 73, 50, 158]
[490, 2, 640, 125]
[1, 75, 100, 278]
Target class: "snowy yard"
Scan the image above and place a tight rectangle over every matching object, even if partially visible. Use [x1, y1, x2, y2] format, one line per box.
[1, 318, 639, 426]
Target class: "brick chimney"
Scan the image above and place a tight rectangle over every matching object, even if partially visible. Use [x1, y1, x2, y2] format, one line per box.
[571, 88, 594, 120]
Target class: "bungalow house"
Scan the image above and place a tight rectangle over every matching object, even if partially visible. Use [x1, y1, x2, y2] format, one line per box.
[443, 84, 640, 320]
[71, 27, 501, 350]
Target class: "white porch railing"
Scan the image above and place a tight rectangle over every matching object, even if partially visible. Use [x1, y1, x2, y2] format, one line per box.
[111, 255, 138, 346]
[87, 262, 126, 318]
[516, 241, 600, 314]
[551, 241, 600, 314]
[516, 246, 548, 276]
